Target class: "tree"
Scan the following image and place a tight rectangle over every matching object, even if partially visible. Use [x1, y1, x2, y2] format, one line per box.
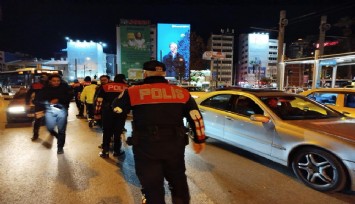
[190, 32, 208, 70]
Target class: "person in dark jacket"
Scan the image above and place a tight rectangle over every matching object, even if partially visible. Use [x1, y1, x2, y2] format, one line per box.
[162, 42, 186, 78]
[25, 74, 48, 140]
[95, 74, 128, 158]
[111, 60, 206, 204]
[37, 74, 73, 154]
[71, 79, 84, 117]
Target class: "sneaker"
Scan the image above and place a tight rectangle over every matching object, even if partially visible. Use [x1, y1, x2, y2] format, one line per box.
[57, 148, 64, 154]
[113, 150, 125, 157]
[99, 151, 109, 158]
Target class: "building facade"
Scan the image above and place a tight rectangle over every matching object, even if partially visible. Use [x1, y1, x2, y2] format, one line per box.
[210, 32, 234, 87]
[66, 40, 106, 81]
[238, 33, 279, 87]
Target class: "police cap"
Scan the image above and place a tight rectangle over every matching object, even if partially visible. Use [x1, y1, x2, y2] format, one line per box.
[143, 60, 166, 72]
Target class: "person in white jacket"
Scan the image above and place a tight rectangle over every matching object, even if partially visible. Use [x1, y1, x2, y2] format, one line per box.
[80, 80, 97, 120]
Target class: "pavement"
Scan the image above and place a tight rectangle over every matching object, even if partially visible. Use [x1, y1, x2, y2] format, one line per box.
[0, 101, 214, 204]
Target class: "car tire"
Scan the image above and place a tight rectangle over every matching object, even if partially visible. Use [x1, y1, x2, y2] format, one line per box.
[291, 147, 347, 192]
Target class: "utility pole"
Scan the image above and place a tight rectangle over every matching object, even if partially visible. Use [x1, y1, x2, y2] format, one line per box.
[313, 15, 331, 88]
[276, 10, 287, 90]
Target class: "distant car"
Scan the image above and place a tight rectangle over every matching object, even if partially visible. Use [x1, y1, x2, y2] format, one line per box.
[300, 88, 355, 118]
[6, 87, 34, 123]
[0, 92, 15, 100]
[181, 86, 207, 99]
[344, 85, 355, 88]
[194, 88, 355, 192]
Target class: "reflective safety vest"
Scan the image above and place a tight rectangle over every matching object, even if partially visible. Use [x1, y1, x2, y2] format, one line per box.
[128, 83, 190, 106]
[102, 83, 128, 93]
[31, 82, 44, 90]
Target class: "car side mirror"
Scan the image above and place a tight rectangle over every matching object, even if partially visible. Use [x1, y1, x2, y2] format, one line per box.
[250, 114, 270, 123]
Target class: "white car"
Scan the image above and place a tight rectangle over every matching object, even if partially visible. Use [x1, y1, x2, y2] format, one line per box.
[195, 88, 355, 192]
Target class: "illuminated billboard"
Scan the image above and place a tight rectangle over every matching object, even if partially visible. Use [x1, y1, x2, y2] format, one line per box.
[120, 25, 151, 78]
[247, 33, 269, 79]
[157, 23, 190, 79]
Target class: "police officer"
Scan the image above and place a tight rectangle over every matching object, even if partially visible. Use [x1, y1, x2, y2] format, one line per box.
[95, 74, 128, 158]
[25, 74, 48, 140]
[111, 60, 206, 204]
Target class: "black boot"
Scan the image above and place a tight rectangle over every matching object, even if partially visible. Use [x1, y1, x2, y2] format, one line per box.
[31, 133, 39, 141]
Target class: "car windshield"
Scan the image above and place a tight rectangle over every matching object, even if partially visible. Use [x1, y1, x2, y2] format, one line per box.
[260, 95, 342, 120]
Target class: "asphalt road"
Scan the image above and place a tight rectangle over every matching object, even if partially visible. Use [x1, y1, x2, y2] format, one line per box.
[0, 99, 354, 204]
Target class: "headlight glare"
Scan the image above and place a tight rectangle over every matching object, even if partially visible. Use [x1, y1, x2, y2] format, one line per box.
[8, 106, 26, 113]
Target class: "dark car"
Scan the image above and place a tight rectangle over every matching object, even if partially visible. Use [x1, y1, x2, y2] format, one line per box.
[6, 87, 34, 123]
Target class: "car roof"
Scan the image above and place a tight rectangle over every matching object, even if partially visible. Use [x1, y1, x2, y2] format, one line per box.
[204, 88, 291, 97]
[303, 88, 355, 94]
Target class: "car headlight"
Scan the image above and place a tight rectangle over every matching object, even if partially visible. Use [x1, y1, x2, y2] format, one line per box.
[8, 106, 26, 113]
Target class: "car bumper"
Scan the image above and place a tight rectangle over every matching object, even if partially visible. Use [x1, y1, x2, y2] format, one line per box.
[343, 160, 355, 191]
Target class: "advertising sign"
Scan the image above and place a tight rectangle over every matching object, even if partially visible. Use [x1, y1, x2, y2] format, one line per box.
[247, 34, 269, 80]
[120, 25, 151, 77]
[157, 23, 190, 79]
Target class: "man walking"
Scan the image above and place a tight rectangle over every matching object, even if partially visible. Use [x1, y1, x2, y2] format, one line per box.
[112, 60, 205, 204]
[37, 74, 73, 154]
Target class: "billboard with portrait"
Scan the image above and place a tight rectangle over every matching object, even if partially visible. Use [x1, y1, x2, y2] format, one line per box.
[157, 23, 190, 80]
[120, 25, 151, 78]
[247, 33, 269, 80]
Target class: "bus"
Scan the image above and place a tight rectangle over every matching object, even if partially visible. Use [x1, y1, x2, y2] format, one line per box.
[0, 68, 62, 95]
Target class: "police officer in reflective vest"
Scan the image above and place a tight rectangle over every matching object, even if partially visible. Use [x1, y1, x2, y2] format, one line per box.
[95, 74, 128, 158]
[112, 60, 206, 204]
[25, 74, 48, 140]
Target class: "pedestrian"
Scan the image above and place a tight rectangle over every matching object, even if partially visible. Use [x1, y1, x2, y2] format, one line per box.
[37, 74, 73, 154]
[95, 74, 128, 158]
[80, 80, 97, 120]
[25, 74, 48, 140]
[93, 75, 111, 129]
[71, 79, 84, 117]
[111, 60, 206, 204]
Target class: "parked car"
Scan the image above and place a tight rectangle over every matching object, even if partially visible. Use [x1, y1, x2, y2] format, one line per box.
[181, 85, 207, 99]
[6, 87, 34, 123]
[194, 88, 355, 192]
[300, 88, 355, 118]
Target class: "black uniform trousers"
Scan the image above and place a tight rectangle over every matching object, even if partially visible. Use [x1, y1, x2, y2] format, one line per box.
[132, 129, 190, 204]
[101, 108, 127, 153]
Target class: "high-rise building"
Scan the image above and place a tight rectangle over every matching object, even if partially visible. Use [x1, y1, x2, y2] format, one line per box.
[210, 31, 235, 87]
[238, 33, 280, 87]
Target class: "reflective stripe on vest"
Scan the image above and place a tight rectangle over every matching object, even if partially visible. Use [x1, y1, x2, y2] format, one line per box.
[32, 83, 44, 90]
[102, 83, 128, 92]
[128, 83, 190, 106]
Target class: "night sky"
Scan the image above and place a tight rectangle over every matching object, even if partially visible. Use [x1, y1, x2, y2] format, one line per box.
[0, 0, 354, 59]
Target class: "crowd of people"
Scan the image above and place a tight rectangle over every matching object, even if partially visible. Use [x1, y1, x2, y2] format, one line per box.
[25, 60, 206, 204]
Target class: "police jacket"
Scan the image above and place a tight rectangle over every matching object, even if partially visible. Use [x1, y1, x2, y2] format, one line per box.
[25, 82, 46, 111]
[95, 82, 128, 114]
[111, 76, 205, 144]
[37, 83, 73, 110]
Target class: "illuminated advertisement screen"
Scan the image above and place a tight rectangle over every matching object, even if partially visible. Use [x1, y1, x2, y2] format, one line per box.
[157, 23, 190, 79]
[120, 25, 151, 78]
[248, 34, 269, 79]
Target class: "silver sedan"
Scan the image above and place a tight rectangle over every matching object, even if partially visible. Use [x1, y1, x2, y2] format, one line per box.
[195, 88, 355, 192]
